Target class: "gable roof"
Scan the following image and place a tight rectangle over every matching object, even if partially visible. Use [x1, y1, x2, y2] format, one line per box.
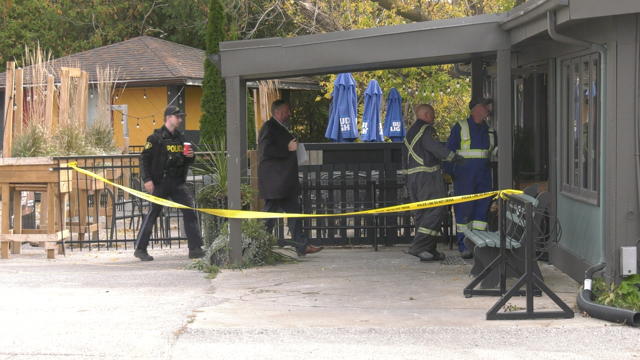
[0, 36, 206, 89]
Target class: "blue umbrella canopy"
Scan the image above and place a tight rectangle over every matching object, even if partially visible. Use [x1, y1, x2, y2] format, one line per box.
[383, 87, 406, 142]
[325, 73, 359, 142]
[360, 79, 384, 142]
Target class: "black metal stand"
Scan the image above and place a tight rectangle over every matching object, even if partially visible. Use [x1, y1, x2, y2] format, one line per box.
[484, 198, 574, 320]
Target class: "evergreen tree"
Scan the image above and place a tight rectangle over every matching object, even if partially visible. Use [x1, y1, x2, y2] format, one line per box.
[199, 0, 226, 144]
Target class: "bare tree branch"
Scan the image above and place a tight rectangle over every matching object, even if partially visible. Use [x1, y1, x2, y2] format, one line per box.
[292, 0, 344, 32]
[369, 0, 432, 22]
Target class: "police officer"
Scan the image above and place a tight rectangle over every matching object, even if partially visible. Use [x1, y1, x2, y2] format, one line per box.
[134, 105, 205, 261]
[445, 97, 497, 259]
[403, 104, 466, 261]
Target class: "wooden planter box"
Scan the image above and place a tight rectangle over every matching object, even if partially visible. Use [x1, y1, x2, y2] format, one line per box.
[0, 157, 71, 193]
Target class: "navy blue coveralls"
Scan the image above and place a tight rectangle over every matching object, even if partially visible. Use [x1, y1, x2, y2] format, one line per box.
[445, 116, 497, 251]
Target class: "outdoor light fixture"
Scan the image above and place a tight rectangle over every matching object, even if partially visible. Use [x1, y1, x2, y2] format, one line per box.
[143, 89, 147, 99]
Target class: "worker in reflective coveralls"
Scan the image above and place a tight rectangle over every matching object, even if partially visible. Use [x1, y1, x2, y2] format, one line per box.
[403, 104, 467, 262]
[445, 97, 497, 259]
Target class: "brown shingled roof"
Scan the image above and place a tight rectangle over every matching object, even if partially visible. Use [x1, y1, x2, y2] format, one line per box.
[0, 36, 206, 88]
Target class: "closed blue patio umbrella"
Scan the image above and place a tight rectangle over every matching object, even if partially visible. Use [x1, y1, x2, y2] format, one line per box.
[325, 73, 359, 142]
[360, 79, 384, 142]
[383, 87, 406, 142]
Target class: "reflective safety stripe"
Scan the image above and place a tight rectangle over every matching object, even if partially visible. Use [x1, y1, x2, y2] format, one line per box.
[456, 120, 494, 159]
[457, 150, 490, 158]
[459, 120, 471, 150]
[456, 223, 469, 233]
[418, 227, 441, 236]
[472, 221, 487, 231]
[403, 124, 429, 166]
[445, 152, 456, 162]
[406, 165, 440, 174]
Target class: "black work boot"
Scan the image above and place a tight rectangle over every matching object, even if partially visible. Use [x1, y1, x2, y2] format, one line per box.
[134, 249, 154, 261]
[188, 247, 206, 259]
[415, 250, 445, 262]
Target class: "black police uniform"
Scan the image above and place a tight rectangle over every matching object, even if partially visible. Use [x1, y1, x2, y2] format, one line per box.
[402, 121, 461, 258]
[135, 125, 203, 251]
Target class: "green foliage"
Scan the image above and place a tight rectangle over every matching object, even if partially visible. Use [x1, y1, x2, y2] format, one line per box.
[194, 138, 228, 207]
[11, 122, 54, 157]
[86, 121, 118, 155]
[289, 90, 331, 143]
[199, 0, 226, 144]
[189, 218, 298, 277]
[592, 275, 640, 312]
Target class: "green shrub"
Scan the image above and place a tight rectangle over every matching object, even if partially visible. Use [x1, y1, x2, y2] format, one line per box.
[592, 274, 640, 311]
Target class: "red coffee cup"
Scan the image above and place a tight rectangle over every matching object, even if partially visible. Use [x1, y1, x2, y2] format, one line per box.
[183, 142, 191, 155]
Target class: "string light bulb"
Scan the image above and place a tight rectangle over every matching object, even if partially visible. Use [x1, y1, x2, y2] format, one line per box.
[115, 92, 119, 100]
[431, 90, 435, 97]
[439, 89, 443, 96]
[456, 81, 460, 88]
[121, 117, 124, 124]
[136, 120, 139, 129]
[423, 90, 426, 96]
[13, 102, 17, 110]
[143, 89, 147, 99]
[447, 86, 451, 92]
[167, 88, 171, 95]
[89, 88, 93, 99]
[466, 77, 470, 82]
[179, 97, 182, 105]
[153, 115, 156, 125]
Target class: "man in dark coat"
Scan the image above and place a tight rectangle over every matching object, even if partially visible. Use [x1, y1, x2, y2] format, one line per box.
[258, 100, 322, 256]
[403, 104, 466, 261]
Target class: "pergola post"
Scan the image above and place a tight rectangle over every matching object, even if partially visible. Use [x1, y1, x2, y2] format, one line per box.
[226, 76, 247, 263]
[496, 48, 512, 190]
[471, 57, 484, 98]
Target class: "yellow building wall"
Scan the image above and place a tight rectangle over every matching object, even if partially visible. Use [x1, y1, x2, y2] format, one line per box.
[185, 86, 203, 131]
[113, 87, 167, 146]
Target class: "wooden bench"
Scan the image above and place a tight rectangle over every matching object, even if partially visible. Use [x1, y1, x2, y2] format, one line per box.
[463, 193, 550, 290]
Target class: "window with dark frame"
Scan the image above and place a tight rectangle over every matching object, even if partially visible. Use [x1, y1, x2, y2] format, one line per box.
[560, 52, 600, 203]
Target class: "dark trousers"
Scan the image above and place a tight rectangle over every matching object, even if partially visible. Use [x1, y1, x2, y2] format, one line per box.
[407, 172, 446, 256]
[135, 177, 203, 251]
[262, 196, 307, 252]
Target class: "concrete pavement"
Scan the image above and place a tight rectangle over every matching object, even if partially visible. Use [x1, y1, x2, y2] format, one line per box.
[0, 244, 638, 359]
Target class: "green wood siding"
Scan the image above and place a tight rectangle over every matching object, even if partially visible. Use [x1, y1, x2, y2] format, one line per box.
[557, 196, 602, 265]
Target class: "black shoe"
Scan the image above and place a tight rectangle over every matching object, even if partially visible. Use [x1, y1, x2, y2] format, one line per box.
[414, 251, 445, 262]
[134, 249, 154, 261]
[189, 247, 206, 259]
[460, 249, 473, 259]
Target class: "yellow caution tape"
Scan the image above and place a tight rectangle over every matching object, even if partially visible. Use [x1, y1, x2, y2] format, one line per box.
[65, 162, 522, 219]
